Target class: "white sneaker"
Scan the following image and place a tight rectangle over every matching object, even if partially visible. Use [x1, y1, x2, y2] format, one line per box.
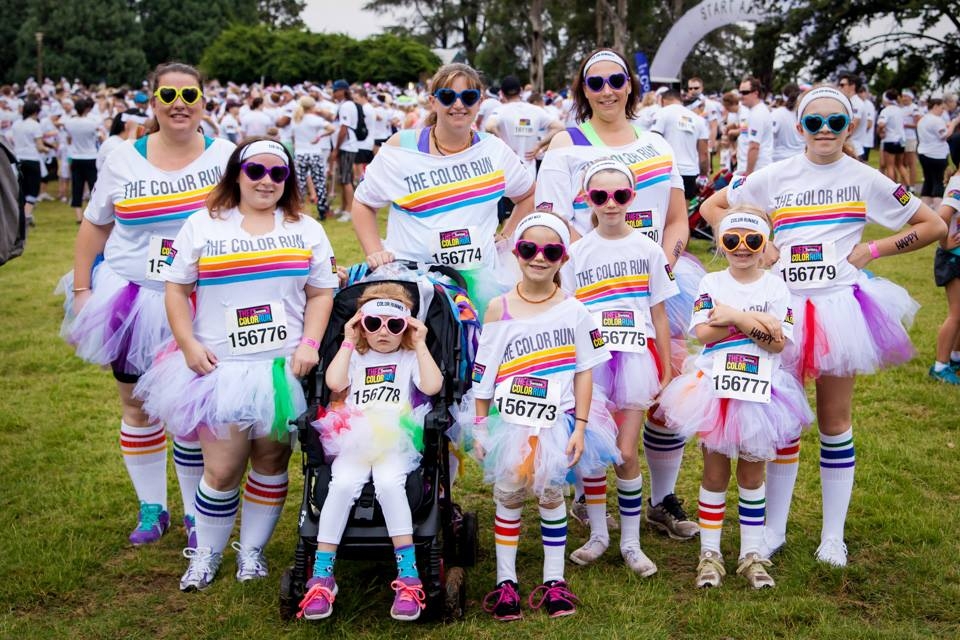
[621, 545, 657, 577]
[815, 537, 848, 567]
[36, 192, 54, 202]
[759, 527, 785, 559]
[180, 546, 223, 592]
[568, 535, 609, 566]
[232, 541, 268, 582]
[336, 210, 351, 222]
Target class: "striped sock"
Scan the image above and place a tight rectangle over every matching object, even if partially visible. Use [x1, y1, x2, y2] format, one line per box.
[494, 503, 522, 584]
[820, 428, 855, 541]
[539, 504, 567, 583]
[172, 438, 203, 520]
[738, 484, 766, 558]
[239, 470, 288, 550]
[120, 421, 167, 508]
[698, 487, 726, 554]
[643, 418, 686, 506]
[195, 479, 240, 554]
[616, 475, 643, 550]
[764, 437, 800, 540]
[581, 473, 609, 543]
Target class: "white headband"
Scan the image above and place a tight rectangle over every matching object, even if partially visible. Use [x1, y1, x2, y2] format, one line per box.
[514, 213, 571, 247]
[717, 212, 770, 239]
[239, 140, 289, 164]
[360, 299, 411, 318]
[120, 113, 147, 124]
[582, 158, 635, 192]
[797, 87, 853, 121]
[583, 51, 628, 78]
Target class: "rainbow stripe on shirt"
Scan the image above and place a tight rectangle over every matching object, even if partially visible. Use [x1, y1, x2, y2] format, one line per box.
[772, 201, 866, 233]
[393, 171, 505, 218]
[197, 248, 311, 286]
[574, 155, 672, 212]
[114, 186, 213, 226]
[495, 345, 576, 384]
[575, 275, 649, 306]
[702, 331, 753, 355]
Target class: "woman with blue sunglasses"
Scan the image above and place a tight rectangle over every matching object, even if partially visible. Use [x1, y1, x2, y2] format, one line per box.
[701, 84, 946, 569]
[350, 63, 535, 319]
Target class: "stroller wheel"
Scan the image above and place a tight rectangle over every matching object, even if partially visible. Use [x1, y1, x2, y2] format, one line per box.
[443, 566, 467, 620]
[457, 512, 479, 567]
[279, 566, 296, 621]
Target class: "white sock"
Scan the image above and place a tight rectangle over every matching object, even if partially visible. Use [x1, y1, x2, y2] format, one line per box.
[195, 479, 240, 554]
[764, 437, 800, 540]
[581, 473, 609, 543]
[698, 486, 726, 554]
[494, 502, 522, 584]
[643, 419, 686, 505]
[120, 421, 167, 508]
[738, 484, 765, 558]
[539, 503, 567, 583]
[239, 470, 288, 549]
[617, 475, 643, 550]
[820, 428, 855, 541]
[950, 351, 960, 362]
[933, 361, 949, 372]
[172, 438, 203, 520]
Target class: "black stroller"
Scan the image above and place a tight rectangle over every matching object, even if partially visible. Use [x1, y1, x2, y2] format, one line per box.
[279, 263, 479, 622]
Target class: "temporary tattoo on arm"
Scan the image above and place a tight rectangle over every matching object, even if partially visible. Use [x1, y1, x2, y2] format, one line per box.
[749, 327, 774, 344]
[672, 240, 683, 258]
[894, 231, 918, 251]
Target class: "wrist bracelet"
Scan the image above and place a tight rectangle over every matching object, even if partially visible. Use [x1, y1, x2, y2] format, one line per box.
[72, 287, 91, 293]
[473, 416, 488, 425]
[574, 417, 588, 424]
[341, 341, 355, 351]
[300, 336, 320, 350]
[868, 240, 880, 259]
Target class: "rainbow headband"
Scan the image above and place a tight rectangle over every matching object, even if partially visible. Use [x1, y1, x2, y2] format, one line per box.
[797, 87, 852, 121]
[239, 140, 289, 164]
[582, 158, 635, 191]
[717, 212, 770, 238]
[514, 213, 571, 246]
[360, 298, 410, 318]
[583, 51, 628, 77]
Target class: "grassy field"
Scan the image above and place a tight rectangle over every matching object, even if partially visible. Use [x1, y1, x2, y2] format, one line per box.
[1, 192, 958, 639]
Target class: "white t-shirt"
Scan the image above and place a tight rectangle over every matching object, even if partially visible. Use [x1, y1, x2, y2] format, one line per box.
[164, 207, 339, 361]
[96, 135, 124, 171]
[688, 269, 793, 373]
[901, 102, 920, 140]
[11, 118, 42, 162]
[354, 133, 533, 266]
[770, 106, 804, 162]
[736, 102, 774, 172]
[371, 105, 393, 141]
[335, 100, 360, 153]
[470, 296, 610, 417]
[220, 113, 240, 141]
[846, 94, 866, 157]
[878, 105, 905, 144]
[651, 103, 708, 176]
[565, 229, 679, 338]
[632, 105, 660, 132]
[917, 113, 949, 158]
[241, 110, 273, 139]
[477, 98, 502, 126]
[726, 153, 921, 294]
[85, 136, 235, 290]
[489, 101, 556, 175]
[63, 115, 100, 160]
[536, 125, 684, 240]
[345, 348, 422, 411]
[854, 97, 876, 150]
[292, 113, 330, 155]
[941, 176, 960, 254]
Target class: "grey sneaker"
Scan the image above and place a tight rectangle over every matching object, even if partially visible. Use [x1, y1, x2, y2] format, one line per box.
[645, 494, 699, 540]
[621, 545, 657, 577]
[180, 547, 222, 592]
[736, 551, 775, 588]
[568, 535, 609, 566]
[570, 495, 619, 531]
[695, 549, 725, 588]
[232, 541, 268, 582]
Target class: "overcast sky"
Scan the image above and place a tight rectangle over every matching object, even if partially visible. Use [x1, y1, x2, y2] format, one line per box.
[302, 1, 394, 37]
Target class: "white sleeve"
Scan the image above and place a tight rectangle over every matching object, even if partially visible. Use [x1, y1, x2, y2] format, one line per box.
[647, 243, 681, 306]
[725, 169, 771, 213]
[574, 303, 611, 371]
[353, 151, 392, 209]
[498, 140, 535, 199]
[471, 325, 502, 400]
[164, 214, 203, 285]
[688, 276, 715, 336]
[83, 155, 119, 225]
[865, 168, 922, 230]
[941, 177, 960, 212]
[697, 117, 709, 140]
[534, 148, 576, 221]
[305, 220, 341, 289]
[650, 111, 665, 135]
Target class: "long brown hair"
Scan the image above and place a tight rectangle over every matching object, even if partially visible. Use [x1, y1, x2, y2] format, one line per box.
[355, 283, 417, 354]
[205, 137, 303, 223]
[425, 63, 483, 127]
[572, 48, 641, 123]
[143, 62, 203, 135]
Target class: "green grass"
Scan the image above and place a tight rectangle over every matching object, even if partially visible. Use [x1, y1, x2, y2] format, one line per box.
[1, 192, 958, 639]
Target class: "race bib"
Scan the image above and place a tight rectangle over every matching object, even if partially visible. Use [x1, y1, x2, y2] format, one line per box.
[225, 301, 288, 355]
[710, 351, 773, 403]
[677, 115, 696, 133]
[627, 208, 659, 243]
[146, 235, 176, 281]
[592, 310, 647, 353]
[352, 364, 403, 408]
[780, 242, 838, 289]
[493, 375, 561, 431]
[429, 226, 484, 268]
[513, 118, 535, 137]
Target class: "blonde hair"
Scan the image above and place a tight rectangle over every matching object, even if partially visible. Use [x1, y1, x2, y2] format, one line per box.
[355, 283, 417, 354]
[293, 95, 315, 123]
[425, 63, 482, 127]
[714, 204, 771, 259]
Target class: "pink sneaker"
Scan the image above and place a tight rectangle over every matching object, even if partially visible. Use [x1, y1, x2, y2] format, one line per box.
[297, 576, 338, 620]
[390, 577, 426, 621]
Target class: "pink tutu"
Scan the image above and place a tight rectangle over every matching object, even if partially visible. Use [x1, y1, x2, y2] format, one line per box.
[784, 272, 919, 380]
[665, 252, 706, 340]
[134, 350, 305, 440]
[311, 402, 427, 473]
[658, 367, 813, 461]
[56, 263, 170, 376]
[594, 348, 662, 411]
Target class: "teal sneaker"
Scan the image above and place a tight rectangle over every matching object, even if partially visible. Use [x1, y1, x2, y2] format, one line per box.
[950, 359, 960, 373]
[929, 365, 960, 385]
[129, 502, 169, 545]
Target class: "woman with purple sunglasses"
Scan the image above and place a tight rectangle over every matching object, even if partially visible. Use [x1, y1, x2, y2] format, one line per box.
[133, 137, 337, 592]
[536, 47, 701, 545]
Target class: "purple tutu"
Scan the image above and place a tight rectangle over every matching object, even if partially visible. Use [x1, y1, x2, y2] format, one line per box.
[665, 252, 706, 340]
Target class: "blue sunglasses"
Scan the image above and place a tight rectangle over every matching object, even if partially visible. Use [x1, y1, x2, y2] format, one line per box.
[433, 88, 482, 107]
[801, 113, 850, 135]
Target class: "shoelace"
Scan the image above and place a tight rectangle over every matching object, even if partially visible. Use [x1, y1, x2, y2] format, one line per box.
[390, 580, 426, 610]
[181, 547, 215, 579]
[528, 582, 578, 610]
[231, 542, 265, 573]
[818, 537, 848, 559]
[296, 581, 336, 619]
[136, 503, 164, 531]
[663, 495, 689, 520]
[482, 582, 519, 612]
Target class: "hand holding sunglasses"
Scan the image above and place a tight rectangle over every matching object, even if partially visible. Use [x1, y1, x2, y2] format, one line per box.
[154, 86, 203, 106]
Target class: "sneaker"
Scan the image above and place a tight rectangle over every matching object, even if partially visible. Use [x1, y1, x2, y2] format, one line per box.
[929, 365, 960, 385]
[482, 580, 522, 621]
[695, 550, 725, 588]
[179, 546, 222, 592]
[528, 580, 578, 618]
[645, 494, 699, 540]
[37, 192, 54, 202]
[815, 536, 848, 567]
[390, 577, 426, 621]
[26, 215, 36, 228]
[759, 527, 785, 559]
[316, 205, 328, 221]
[570, 495, 619, 531]
[951, 358, 960, 373]
[232, 541, 268, 582]
[568, 535, 608, 566]
[129, 502, 170, 545]
[621, 545, 658, 577]
[297, 576, 338, 620]
[183, 515, 197, 550]
[737, 552, 775, 588]
[336, 210, 351, 222]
